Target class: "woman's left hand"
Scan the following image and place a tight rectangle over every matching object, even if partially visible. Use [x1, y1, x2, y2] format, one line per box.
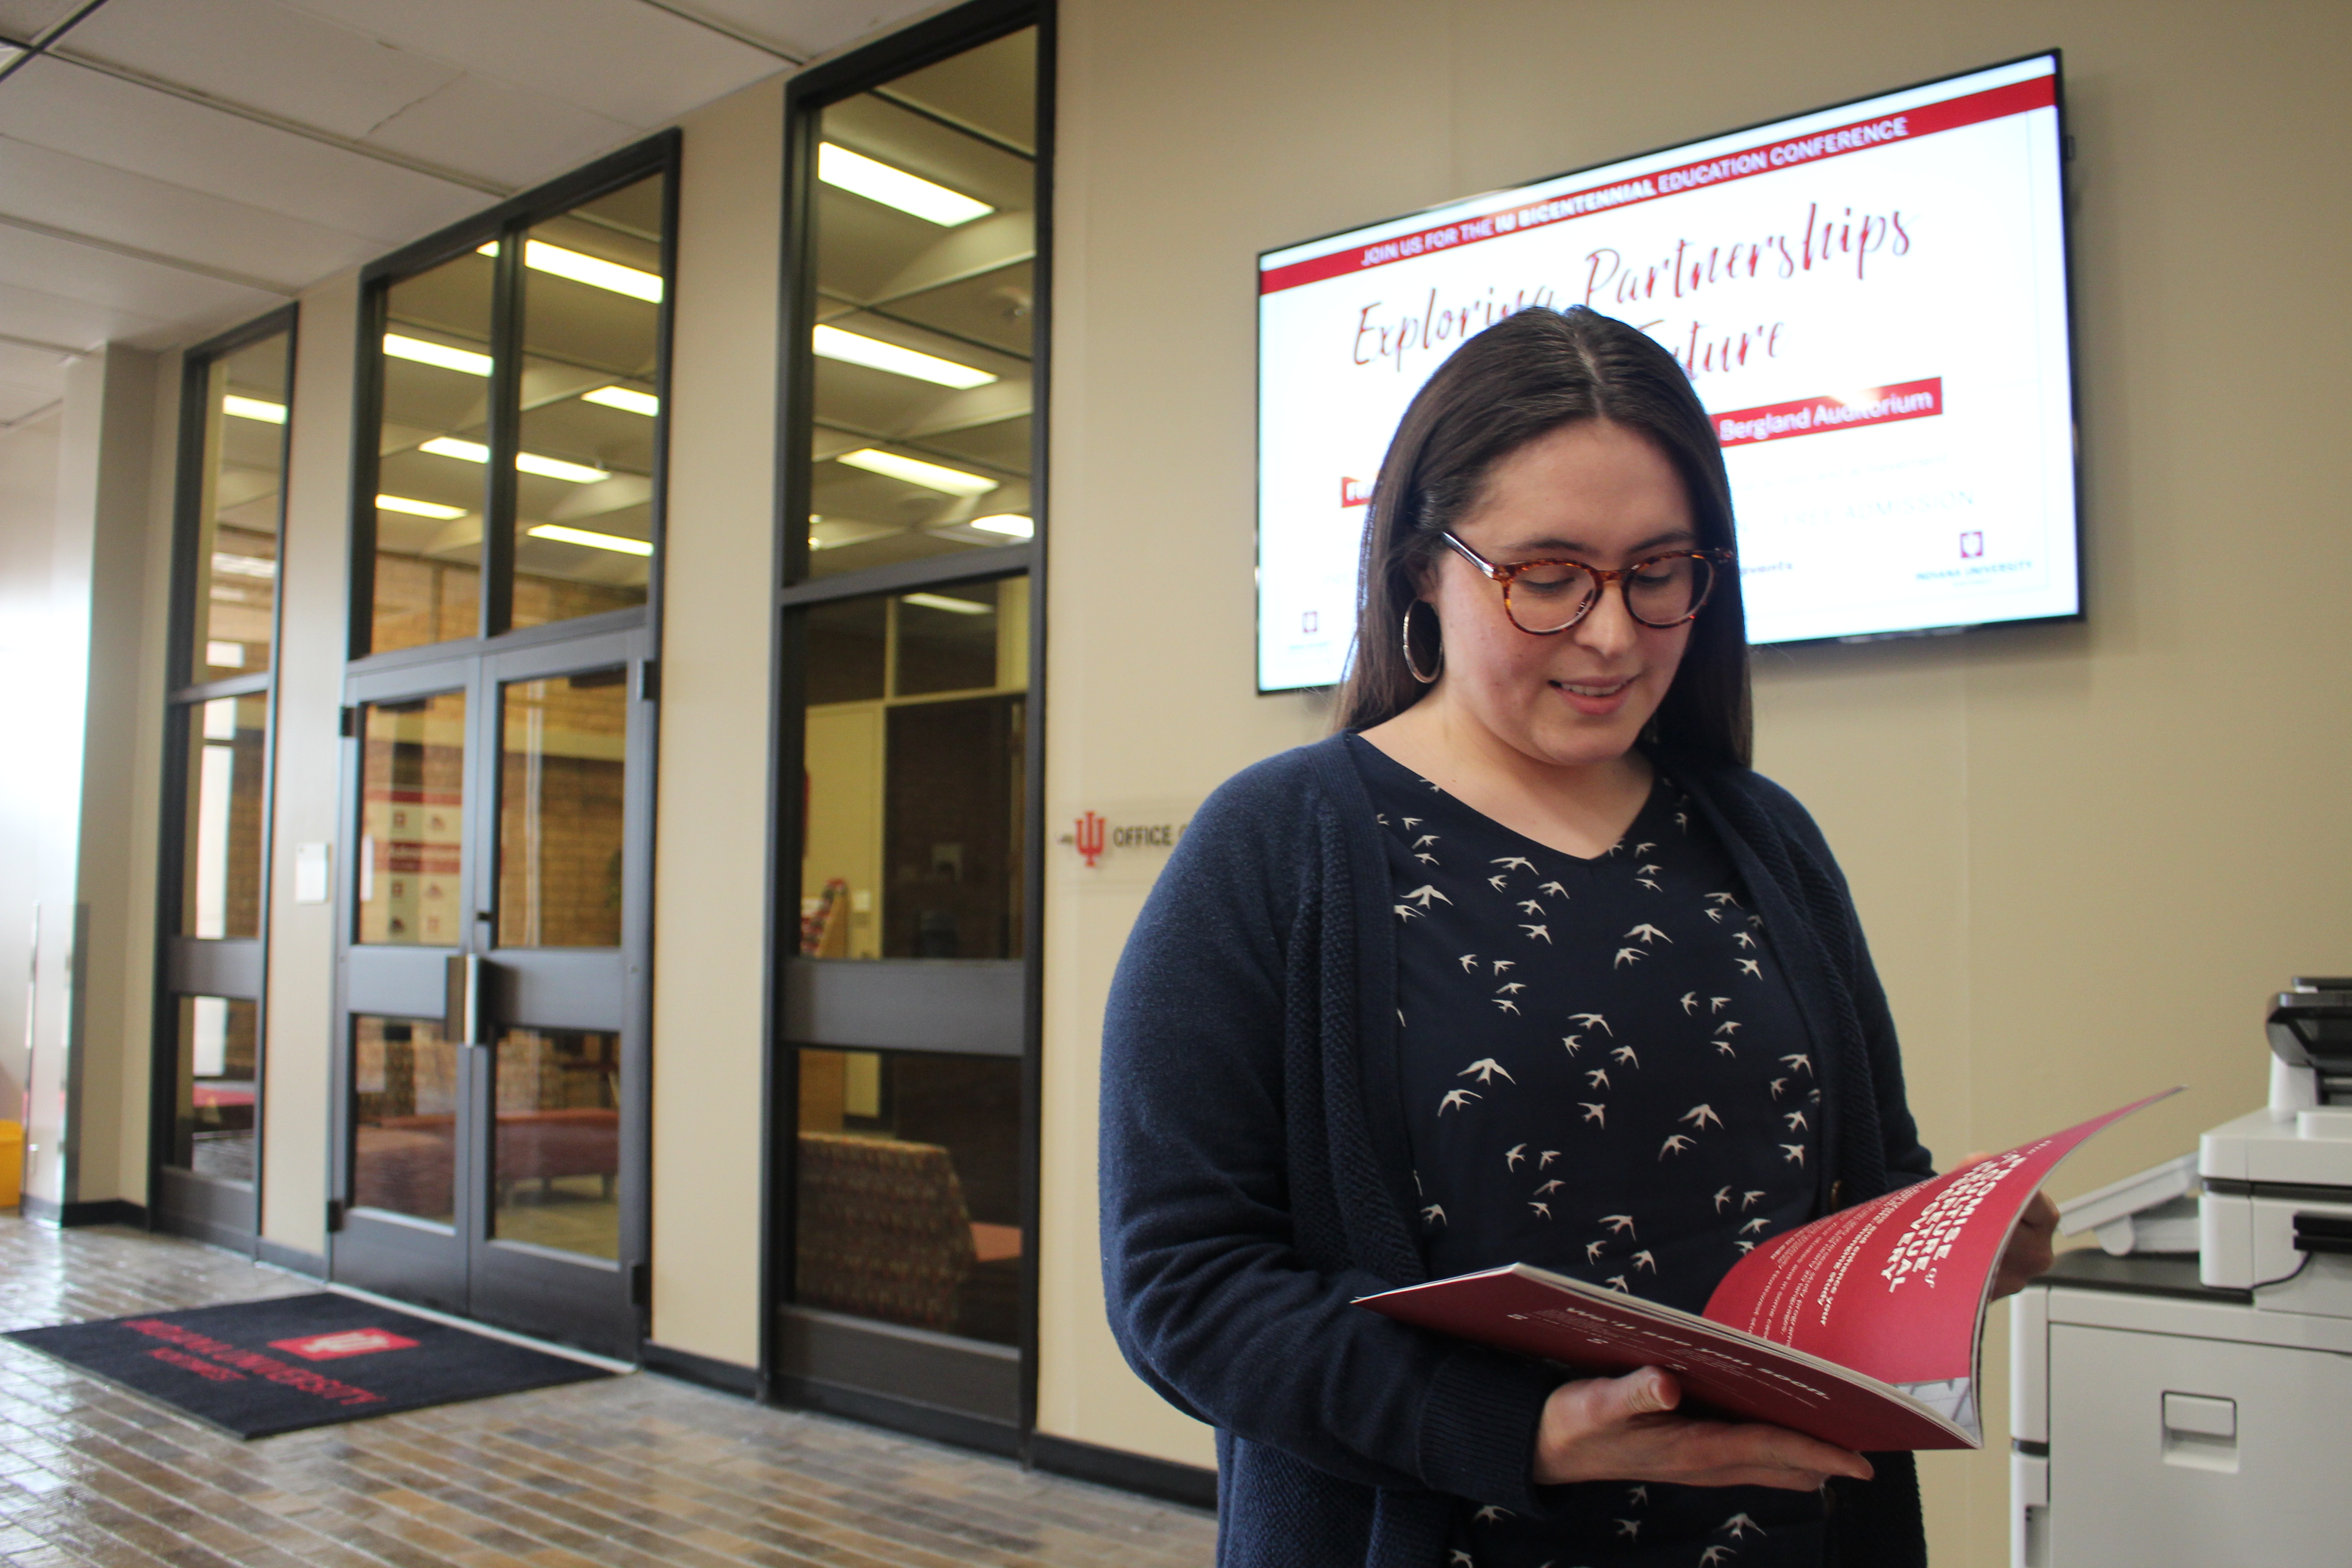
[1957, 1150, 2058, 1298]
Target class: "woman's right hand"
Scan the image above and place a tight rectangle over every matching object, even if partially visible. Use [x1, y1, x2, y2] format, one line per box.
[1532, 1367, 1875, 1490]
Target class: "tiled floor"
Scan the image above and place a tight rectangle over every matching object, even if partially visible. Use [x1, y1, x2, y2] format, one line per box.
[0, 1216, 1215, 1567]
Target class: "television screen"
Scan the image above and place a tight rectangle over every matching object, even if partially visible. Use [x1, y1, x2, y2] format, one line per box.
[1257, 54, 2076, 691]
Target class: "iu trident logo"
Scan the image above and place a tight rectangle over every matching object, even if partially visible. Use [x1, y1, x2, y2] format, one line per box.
[1074, 811, 1107, 867]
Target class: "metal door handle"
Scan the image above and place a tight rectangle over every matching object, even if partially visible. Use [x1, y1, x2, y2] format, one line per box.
[445, 952, 483, 1045]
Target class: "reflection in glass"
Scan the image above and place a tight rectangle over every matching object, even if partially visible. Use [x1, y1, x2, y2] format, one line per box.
[804, 28, 1037, 578]
[512, 176, 664, 630]
[492, 1028, 621, 1259]
[351, 1015, 458, 1223]
[179, 695, 267, 939]
[188, 332, 290, 682]
[499, 670, 627, 948]
[170, 996, 257, 1180]
[795, 1047, 1020, 1343]
[371, 250, 492, 652]
[358, 693, 466, 945]
[800, 578, 1027, 960]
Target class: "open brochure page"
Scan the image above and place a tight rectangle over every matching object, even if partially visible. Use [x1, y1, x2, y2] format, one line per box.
[1358, 1091, 2175, 1451]
[1699, 1089, 2177, 1426]
[1360, 1265, 1975, 1450]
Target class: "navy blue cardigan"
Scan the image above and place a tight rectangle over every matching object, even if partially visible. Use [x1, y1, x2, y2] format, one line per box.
[1099, 735, 1936, 1568]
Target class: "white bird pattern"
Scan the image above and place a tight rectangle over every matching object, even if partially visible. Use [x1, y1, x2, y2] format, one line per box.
[1362, 751, 1816, 1307]
[1722, 1512, 1762, 1539]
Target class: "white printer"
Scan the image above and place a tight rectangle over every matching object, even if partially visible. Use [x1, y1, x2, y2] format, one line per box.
[2008, 980, 2352, 1568]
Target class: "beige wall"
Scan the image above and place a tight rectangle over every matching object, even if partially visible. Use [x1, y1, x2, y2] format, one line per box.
[1040, 0, 2352, 1559]
[263, 275, 359, 1259]
[646, 73, 786, 1370]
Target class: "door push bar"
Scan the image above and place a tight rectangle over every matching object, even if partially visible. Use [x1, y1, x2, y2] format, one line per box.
[445, 952, 483, 1047]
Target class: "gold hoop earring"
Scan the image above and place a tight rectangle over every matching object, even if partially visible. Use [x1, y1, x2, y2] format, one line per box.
[1401, 600, 1443, 684]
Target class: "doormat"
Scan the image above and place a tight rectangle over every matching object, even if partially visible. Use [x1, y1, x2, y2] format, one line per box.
[3, 1292, 611, 1438]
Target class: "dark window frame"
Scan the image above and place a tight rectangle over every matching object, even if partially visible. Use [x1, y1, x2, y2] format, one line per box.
[151, 304, 299, 1250]
[347, 131, 681, 667]
[766, 0, 1053, 1455]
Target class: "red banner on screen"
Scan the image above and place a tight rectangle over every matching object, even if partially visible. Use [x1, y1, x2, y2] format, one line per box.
[1712, 377, 1943, 448]
[1259, 74, 2056, 295]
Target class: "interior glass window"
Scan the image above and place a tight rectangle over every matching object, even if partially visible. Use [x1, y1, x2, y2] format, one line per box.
[804, 28, 1036, 577]
[177, 694, 268, 940]
[497, 670, 628, 948]
[511, 175, 664, 630]
[795, 1046, 1022, 1343]
[169, 996, 258, 1180]
[799, 576, 1027, 961]
[356, 692, 468, 946]
[186, 332, 290, 682]
[351, 1014, 459, 1224]
[371, 251, 494, 652]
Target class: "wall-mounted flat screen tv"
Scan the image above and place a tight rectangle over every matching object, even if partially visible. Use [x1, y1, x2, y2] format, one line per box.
[1257, 53, 2077, 692]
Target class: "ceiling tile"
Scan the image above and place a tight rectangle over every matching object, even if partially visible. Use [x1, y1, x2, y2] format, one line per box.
[0, 0, 83, 43]
[679, 0, 940, 62]
[0, 223, 283, 338]
[0, 134, 374, 289]
[0, 58, 487, 246]
[0, 383, 60, 423]
[62, 0, 463, 141]
[280, 0, 783, 128]
[363, 72, 640, 191]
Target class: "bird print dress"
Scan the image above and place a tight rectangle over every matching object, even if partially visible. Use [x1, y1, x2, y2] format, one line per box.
[1346, 735, 1828, 1568]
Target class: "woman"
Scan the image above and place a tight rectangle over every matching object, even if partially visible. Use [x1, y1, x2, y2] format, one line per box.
[1099, 306, 2048, 1568]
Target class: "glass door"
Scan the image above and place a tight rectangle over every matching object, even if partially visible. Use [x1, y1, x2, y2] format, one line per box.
[333, 628, 649, 1357]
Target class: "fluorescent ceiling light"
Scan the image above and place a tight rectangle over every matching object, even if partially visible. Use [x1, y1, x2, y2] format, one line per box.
[385, 333, 492, 376]
[969, 513, 1034, 539]
[582, 385, 659, 416]
[418, 436, 609, 484]
[818, 143, 993, 227]
[517, 451, 610, 483]
[377, 494, 468, 519]
[222, 394, 286, 424]
[479, 239, 662, 302]
[210, 553, 277, 578]
[528, 523, 653, 557]
[813, 324, 995, 389]
[903, 592, 991, 616]
[836, 447, 998, 496]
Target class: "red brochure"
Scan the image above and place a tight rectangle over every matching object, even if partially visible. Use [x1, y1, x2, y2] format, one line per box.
[1357, 1090, 2176, 1450]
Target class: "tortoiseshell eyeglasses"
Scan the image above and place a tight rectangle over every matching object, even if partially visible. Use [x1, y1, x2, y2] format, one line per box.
[1439, 532, 1735, 635]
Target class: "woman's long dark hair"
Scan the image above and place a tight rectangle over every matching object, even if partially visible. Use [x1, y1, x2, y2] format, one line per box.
[1332, 305, 1752, 769]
